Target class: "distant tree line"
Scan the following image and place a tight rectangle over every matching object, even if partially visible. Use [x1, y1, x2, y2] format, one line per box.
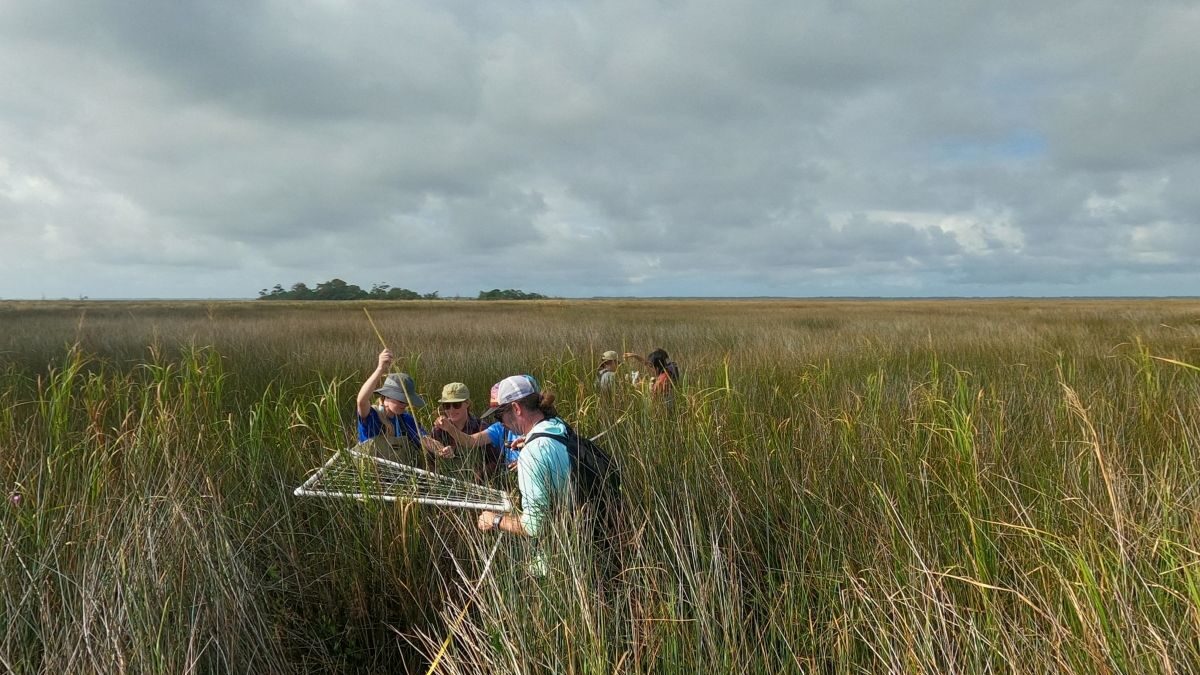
[476, 288, 548, 300]
[258, 280, 436, 300]
[257, 279, 545, 301]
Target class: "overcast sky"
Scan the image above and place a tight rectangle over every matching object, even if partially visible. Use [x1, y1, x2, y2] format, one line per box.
[1, 1, 1197, 299]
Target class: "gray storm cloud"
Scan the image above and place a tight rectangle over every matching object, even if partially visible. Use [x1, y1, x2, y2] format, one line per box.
[0, 0, 1196, 298]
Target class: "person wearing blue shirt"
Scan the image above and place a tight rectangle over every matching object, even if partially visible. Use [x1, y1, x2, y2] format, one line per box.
[433, 379, 524, 472]
[355, 349, 427, 450]
[475, 375, 571, 539]
[428, 381, 522, 479]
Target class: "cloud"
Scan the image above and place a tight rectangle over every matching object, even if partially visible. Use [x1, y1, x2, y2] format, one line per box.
[0, 0, 1196, 298]
[1047, 5, 1200, 171]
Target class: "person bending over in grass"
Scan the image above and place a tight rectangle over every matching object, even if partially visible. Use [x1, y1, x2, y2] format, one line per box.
[475, 375, 570, 543]
[428, 381, 521, 478]
[355, 349, 427, 452]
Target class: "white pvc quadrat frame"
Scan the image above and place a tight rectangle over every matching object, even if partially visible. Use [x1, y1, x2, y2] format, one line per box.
[294, 444, 513, 513]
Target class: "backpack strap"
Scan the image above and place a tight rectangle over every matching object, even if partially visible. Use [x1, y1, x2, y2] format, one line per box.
[524, 418, 575, 447]
[525, 431, 570, 445]
[525, 427, 579, 472]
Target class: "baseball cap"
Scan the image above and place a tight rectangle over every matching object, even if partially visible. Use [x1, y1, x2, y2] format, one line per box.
[600, 350, 619, 364]
[438, 382, 470, 403]
[481, 374, 539, 418]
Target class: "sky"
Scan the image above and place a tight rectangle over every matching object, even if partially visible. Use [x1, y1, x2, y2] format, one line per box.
[1, 1, 1198, 299]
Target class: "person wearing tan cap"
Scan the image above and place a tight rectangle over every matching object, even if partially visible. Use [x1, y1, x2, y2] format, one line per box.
[596, 350, 620, 392]
[431, 381, 523, 476]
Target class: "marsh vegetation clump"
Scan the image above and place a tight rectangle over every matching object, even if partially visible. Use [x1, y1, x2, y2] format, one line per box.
[2, 298, 1199, 672]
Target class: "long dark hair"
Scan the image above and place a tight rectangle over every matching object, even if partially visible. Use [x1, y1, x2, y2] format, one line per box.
[647, 348, 670, 374]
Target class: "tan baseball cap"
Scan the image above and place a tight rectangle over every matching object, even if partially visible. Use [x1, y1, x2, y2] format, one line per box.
[439, 382, 470, 403]
[600, 350, 619, 364]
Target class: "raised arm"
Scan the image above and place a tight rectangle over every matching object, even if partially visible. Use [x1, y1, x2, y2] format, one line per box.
[356, 349, 393, 418]
[623, 352, 650, 370]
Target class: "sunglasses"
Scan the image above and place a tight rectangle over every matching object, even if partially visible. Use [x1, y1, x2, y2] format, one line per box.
[490, 404, 512, 420]
[439, 401, 466, 410]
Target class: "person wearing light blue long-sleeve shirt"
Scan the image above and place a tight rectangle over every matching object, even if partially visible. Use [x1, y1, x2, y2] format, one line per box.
[476, 375, 571, 539]
[514, 416, 572, 536]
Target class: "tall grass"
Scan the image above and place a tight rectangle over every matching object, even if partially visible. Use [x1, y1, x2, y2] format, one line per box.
[2, 298, 1200, 672]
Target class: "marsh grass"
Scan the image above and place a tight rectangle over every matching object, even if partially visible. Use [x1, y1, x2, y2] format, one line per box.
[3, 298, 1200, 673]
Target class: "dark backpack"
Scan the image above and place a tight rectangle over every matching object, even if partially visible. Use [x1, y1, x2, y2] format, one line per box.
[525, 420, 622, 534]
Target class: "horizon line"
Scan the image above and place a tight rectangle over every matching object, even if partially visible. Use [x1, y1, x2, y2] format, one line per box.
[3, 295, 1198, 302]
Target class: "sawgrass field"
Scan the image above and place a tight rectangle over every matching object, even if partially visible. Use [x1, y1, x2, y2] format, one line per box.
[2, 298, 1200, 673]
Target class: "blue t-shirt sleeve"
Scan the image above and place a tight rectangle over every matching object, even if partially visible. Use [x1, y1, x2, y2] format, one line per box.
[358, 407, 383, 442]
[486, 422, 505, 449]
[486, 422, 522, 463]
[360, 409, 424, 445]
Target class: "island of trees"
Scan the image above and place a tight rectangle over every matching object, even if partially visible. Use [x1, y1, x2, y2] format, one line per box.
[257, 279, 546, 301]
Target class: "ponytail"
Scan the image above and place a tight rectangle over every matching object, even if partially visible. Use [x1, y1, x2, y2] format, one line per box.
[515, 391, 558, 420]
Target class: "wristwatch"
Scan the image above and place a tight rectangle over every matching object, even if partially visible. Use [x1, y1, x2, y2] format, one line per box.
[492, 514, 504, 532]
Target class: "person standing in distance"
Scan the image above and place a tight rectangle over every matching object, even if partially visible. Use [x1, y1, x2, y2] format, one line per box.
[596, 350, 620, 393]
[625, 348, 680, 405]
